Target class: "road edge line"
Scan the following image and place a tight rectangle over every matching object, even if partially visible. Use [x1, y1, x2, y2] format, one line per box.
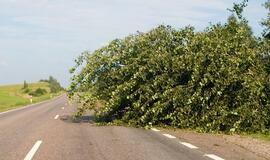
[163, 134, 176, 139]
[151, 128, 160, 132]
[54, 115, 59, 120]
[180, 142, 199, 149]
[204, 154, 225, 160]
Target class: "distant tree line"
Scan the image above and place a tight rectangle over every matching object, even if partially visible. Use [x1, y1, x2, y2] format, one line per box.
[22, 76, 63, 97]
[40, 76, 64, 93]
[22, 80, 48, 97]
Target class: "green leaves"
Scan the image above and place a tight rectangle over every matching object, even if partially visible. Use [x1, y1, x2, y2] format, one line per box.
[69, 7, 270, 133]
[228, 0, 248, 20]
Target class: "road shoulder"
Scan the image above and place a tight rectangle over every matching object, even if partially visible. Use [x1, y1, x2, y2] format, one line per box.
[158, 128, 270, 160]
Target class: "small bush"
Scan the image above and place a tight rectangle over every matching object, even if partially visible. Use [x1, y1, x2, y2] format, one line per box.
[29, 88, 47, 97]
[23, 88, 31, 93]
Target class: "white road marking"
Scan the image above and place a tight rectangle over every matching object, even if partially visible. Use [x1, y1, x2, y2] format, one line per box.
[61, 107, 64, 110]
[180, 142, 198, 149]
[151, 128, 160, 132]
[24, 140, 42, 160]
[54, 115, 59, 119]
[163, 134, 176, 139]
[204, 154, 225, 160]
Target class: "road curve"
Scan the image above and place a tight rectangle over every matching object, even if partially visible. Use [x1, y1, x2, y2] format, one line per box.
[0, 95, 210, 160]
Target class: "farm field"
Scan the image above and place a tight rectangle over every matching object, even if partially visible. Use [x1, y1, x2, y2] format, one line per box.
[0, 82, 59, 112]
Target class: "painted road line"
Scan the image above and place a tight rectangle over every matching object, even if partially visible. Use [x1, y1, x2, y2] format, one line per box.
[151, 128, 160, 132]
[163, 134, 176, 139]
[180, 142, 198, 149]
[204, 154, 225, 160]
[54, 115, 59, 120]
[24, 140, 42, 160]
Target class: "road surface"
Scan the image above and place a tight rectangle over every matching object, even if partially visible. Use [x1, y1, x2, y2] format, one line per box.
[0, 95, 219, 160]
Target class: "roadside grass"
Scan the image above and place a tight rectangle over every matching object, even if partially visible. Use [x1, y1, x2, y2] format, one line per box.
[0, 82, 61, 112]
[243, 133, 270, 141]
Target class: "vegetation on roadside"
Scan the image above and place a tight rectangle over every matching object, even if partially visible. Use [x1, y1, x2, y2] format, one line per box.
[0, 76, 63, 112]
[69, 1, 270, 134]
[40, 76, 64, 93]
[243, 133, 270, 141]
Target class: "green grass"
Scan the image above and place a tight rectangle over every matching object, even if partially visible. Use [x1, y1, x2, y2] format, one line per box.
[243, 133, 270, 141]
[0, 82, 61, 112]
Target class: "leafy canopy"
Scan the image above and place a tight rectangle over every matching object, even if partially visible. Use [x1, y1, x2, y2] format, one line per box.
[69, 1, 270, 133]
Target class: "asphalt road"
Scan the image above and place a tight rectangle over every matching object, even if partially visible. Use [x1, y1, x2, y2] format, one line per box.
[0, 95, 216, 160]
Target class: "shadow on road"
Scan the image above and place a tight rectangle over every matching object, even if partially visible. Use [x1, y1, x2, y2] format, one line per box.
[60, 115, 95, 124]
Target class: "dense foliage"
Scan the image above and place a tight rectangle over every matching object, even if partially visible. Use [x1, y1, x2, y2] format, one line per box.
[29, 88, 47, 97]
[40, 76, 63, 93]
[69, 1, 270, 133]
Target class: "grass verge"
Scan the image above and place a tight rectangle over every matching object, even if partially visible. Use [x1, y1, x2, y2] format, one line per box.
[0, 82, 62, 112]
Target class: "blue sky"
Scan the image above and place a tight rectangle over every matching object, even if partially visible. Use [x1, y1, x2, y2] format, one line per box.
[0, 0, 268, 87]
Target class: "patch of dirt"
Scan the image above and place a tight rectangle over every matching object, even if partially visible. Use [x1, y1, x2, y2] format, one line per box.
[164, 129, 270, 160]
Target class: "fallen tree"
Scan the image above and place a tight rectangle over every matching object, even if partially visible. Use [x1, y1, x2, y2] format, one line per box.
[69, 1, 270, 133]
